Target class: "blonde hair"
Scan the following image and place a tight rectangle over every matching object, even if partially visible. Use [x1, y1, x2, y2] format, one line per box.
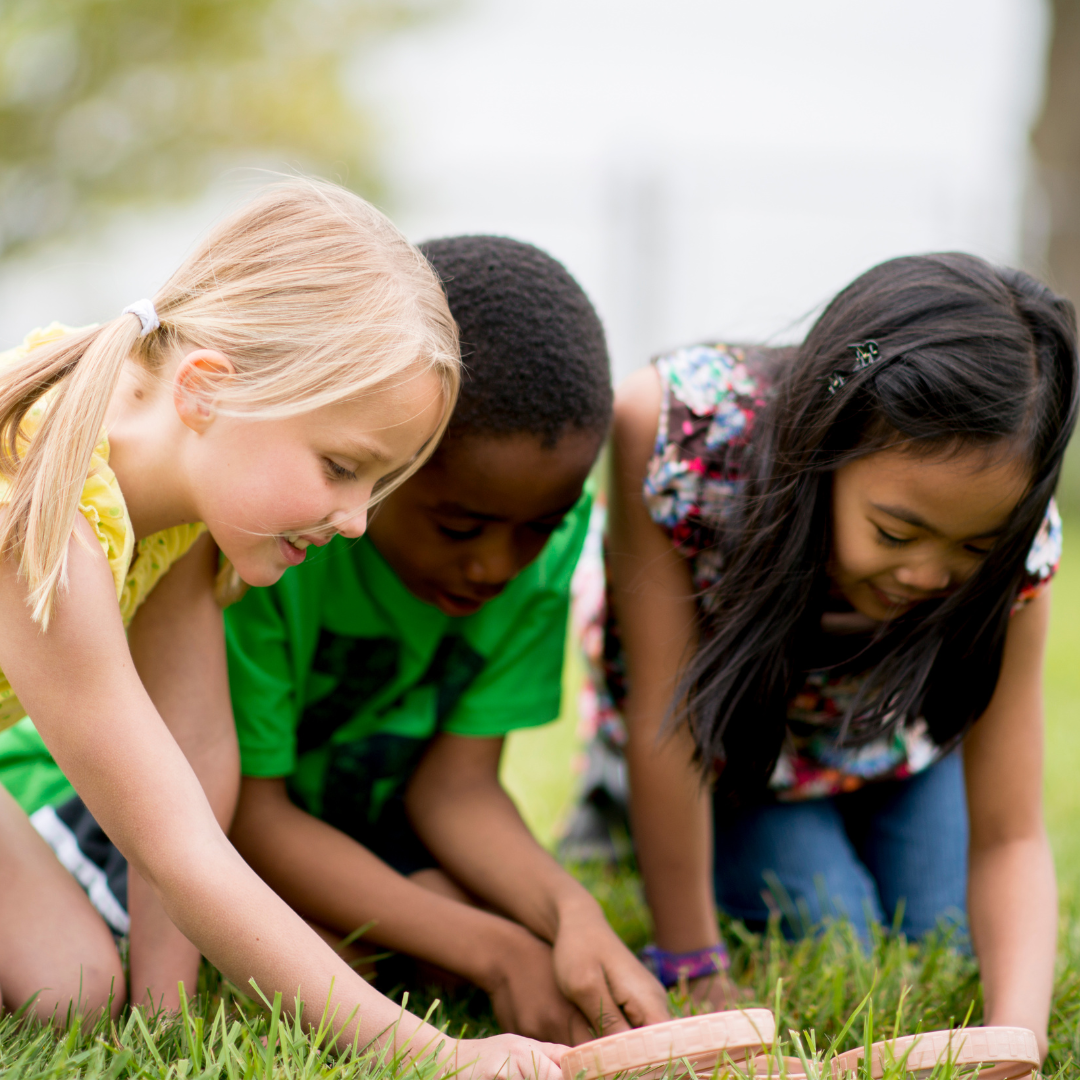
[0, 179, 460, 626]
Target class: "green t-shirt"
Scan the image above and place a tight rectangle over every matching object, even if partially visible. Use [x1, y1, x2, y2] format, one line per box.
[225, 489, 590, 833]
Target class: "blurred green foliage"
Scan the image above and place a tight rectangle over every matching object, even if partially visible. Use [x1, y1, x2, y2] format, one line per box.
[0, 0, 439, 256]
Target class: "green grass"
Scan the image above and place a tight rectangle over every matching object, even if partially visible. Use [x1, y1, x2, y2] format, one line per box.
[6, 523, 1080, 1077]
[3, 908, 1078, 1077]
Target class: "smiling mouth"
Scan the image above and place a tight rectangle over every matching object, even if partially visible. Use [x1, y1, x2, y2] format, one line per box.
[284, 532, 311, 551]
[870, 583, 920, 609]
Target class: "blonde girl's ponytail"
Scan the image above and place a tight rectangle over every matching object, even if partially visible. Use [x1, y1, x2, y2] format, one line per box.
[0, 316, 146, 627]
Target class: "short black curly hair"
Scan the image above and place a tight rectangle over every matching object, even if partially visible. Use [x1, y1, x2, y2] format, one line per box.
[419, 235, 612, 446]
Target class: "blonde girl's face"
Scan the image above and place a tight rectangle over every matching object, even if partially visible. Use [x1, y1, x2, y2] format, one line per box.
[829, 444, 1031, 622]
[186, 370, 447, 587]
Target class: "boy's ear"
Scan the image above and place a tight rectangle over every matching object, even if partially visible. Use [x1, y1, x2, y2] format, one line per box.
[173, 350, 236, 433]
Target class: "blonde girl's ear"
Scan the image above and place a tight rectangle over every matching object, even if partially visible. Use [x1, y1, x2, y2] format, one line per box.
[173, 351, 236, 433]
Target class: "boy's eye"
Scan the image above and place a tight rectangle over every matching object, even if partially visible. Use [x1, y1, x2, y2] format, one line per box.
[438, 524, 482, 541]
[324, 458, 357, 481]
[875, 526, 911, 548]
[528, 519, 563, 537]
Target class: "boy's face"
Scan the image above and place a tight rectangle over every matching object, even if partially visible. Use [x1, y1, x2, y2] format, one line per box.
[366, 429, 601, 616]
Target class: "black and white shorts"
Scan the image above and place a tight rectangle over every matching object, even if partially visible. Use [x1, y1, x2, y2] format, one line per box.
[31, 794, 129, 937]
[29, 788, 436, 941]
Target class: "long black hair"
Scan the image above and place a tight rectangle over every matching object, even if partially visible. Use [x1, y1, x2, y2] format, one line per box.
[680, 253, 1079, 804]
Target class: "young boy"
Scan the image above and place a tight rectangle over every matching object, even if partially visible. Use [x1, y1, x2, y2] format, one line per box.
[225, 236, 669, 1044]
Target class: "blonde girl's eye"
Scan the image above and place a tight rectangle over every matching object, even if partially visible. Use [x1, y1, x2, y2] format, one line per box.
[324, 458, 357, 481]
[875, 526, 911, 548]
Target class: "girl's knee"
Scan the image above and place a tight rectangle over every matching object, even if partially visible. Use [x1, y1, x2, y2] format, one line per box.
[12, 959, 127, 1025]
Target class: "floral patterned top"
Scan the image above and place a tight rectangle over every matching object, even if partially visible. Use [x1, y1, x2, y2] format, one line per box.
[584, 343, 1061, 801]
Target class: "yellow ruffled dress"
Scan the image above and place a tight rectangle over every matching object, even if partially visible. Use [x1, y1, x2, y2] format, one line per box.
[0, 324, 206, 731]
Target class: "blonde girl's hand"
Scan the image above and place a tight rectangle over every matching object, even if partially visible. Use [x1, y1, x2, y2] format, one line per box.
[447, 1035, 565, 1080]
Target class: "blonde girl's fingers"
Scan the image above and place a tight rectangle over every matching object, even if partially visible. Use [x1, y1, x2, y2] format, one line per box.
[519, 1042, 566, 1080]
[533, 1040, 569, 1065]
[456, 1036, 565, 1080]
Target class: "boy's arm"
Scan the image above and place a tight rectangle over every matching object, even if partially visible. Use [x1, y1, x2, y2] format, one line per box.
[230, 775, 595, 1045]
[124, 531, 239, 1011]
[404, 732, 670, 1034]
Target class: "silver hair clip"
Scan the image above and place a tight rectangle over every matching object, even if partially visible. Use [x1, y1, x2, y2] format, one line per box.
[825, 340, 881, 395]
[122, 298, 160, 338]
[849, 340, 881, 370]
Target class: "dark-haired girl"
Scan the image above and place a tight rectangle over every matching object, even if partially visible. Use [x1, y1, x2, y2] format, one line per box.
[583, 253, 1076, 1057]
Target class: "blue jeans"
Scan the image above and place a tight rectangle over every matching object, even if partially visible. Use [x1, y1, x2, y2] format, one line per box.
[713, 752, 968, 941]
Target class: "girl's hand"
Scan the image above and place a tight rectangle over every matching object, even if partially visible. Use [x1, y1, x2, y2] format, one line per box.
[683, 972, 747, 1013]
[449, 1035, 565, 1080]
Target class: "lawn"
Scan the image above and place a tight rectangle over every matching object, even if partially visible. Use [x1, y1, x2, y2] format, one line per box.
[3, 521, 1080, 1077]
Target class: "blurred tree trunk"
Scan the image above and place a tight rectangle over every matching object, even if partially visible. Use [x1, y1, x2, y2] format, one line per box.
[1032, 0, 1080, 305]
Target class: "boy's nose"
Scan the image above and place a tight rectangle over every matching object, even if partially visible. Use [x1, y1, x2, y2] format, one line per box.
[464, 544, 516, 588]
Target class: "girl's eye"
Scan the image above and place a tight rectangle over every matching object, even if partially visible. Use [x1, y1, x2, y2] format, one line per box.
[439, 524, 482, 541]
[875, 526, 911, 548]
[324, 458, 357, 481]
[964, 544, 993, 558]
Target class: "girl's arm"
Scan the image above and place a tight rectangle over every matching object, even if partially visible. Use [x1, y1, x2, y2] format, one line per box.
[606, 369, 724, 979]
[0, 517, 562, 1078]
[124, 531, 238, 1011]
[964, 586, 1056, 1059]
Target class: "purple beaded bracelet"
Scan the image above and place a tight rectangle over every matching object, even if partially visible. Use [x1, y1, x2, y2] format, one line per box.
[640, 942, 730, 988]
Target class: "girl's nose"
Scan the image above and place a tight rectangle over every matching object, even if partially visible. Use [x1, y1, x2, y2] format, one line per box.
[331, 503, 368, 539]
[894, 559, 951, 594]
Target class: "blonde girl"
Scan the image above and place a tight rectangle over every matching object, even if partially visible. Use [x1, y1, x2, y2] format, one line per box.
[0, 179, 563, 1079]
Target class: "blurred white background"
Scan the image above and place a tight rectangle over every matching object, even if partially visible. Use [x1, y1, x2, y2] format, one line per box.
[0, 0, 1051, 382]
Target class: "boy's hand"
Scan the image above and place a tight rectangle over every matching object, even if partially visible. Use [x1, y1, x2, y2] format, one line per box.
[551, 899, 670, 1035]
[485, 925, 594, 1044]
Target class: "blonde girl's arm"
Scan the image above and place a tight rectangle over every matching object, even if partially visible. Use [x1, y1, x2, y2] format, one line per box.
[0, 517, 564, 1079]
[964, 585, 1056, 1060]
[607, 368, 723, 968]
[124, 531, 239, 1011]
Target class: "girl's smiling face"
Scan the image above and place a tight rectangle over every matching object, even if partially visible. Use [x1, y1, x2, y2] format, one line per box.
[185, 370, 447, 587]
[829, 444, 1032, 622]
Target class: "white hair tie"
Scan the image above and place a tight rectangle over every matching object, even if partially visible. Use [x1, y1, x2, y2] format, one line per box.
[121, 298, 160, 338]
